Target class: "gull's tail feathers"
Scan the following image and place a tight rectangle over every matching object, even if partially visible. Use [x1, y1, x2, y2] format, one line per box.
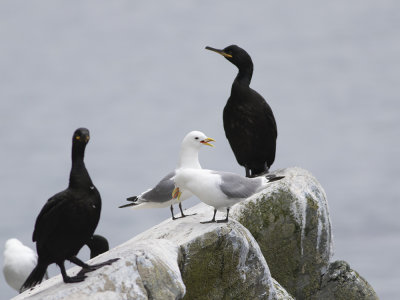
[265, 174, 285, 183]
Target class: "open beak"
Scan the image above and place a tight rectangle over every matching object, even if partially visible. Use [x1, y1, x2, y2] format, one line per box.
[205, 46, 232, 58]
[172, 187, 181, 200]
[200, 137, 215, 147]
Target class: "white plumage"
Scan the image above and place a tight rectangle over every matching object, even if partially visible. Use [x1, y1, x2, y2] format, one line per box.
[120, 131, 214, 219]
[3, 239, 38, 292]
[174, 166, 284, 223]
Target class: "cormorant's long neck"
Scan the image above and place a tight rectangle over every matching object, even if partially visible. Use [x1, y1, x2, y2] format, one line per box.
[233, 62, 253, 87]
[69, 144, 93, 189]
[178, 146, 201, 169]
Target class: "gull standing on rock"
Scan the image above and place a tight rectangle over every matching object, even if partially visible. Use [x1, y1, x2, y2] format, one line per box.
[119, 131, 215, 220]
[206, 45, 278, 178]
[173, 169, 284, 223]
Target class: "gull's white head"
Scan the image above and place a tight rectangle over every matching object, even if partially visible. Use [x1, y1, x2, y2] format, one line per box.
[178, 131, 215, 169]
[181, 131, 215, 149]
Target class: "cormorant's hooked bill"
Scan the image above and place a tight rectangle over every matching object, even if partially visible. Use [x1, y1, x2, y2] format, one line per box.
[205, 46, 232, 58]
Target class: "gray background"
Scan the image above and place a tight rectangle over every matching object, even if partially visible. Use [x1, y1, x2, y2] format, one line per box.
[1, 1, 399, 299]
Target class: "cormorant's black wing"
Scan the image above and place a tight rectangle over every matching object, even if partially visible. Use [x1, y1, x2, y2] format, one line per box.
[32, 190, 71, 242]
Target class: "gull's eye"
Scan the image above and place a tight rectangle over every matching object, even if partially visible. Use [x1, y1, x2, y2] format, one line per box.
[195, 137, 199, 140]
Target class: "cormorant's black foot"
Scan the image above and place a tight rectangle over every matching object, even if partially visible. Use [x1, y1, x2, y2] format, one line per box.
[77, 258, 120, 275]
[63, 273, 87, 283]
[200, 219, 216, 224]
[216, 219, 229, 223]
[87, 258, 120, 271]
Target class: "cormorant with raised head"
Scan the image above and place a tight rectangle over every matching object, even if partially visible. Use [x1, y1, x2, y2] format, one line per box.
[205, 45, 278, 177]
[21, 128, 118, 292]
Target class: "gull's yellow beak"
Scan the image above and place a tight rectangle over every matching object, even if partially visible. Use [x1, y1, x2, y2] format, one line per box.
[200, 137, 215, 147]
[172, 187, 181, 200]
[205, 46, 232, 58]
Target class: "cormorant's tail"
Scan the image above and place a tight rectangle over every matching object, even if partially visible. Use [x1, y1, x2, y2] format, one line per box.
[265, 174, 285, 183]
[20, 262, 48, 293]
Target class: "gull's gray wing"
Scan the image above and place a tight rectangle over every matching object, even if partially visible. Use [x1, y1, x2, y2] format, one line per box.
[214, 171, 262, 199]
[141, 171, 176, 203]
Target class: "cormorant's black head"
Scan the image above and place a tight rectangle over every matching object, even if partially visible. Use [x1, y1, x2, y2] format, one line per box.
[73, 128, 90, 145]
[205, 45, 253, 70]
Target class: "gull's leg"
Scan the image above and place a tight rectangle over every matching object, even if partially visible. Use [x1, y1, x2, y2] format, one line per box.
[170, 205, 177, 220]
[201, 208, 217, 224]
[245, 167, 251, 178]
[217, 208, 229, 223]
[175, 202, 197, 218]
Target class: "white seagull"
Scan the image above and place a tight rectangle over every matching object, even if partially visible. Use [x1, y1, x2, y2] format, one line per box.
[173, 169, 284, 223]
[119, 131, 215, 220]
[3, 238, 39, 292]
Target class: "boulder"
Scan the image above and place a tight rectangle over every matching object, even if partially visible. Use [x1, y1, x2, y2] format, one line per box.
[312, 260, 379, 300]
[14, 167, 378, 300]
[132, 207, 288, 299]
[230, 167, 333, 299]
[15, 205, 291, 300]
[14, 239, 185, 300]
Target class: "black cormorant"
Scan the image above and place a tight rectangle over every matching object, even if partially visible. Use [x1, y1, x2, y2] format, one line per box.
[206, 45, 278, 177]
[21, 128, 118, 292]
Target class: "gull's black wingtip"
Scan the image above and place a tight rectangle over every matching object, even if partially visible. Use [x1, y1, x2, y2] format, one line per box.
[126, 196, 138, 202]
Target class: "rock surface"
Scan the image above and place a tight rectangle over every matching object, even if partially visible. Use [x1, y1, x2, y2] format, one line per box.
[13, 167, 378, 300]
[230, 167, 333, 299]
[14, 205, 290, 300]
[312, 260, 379, 300]
[14, 239, 185, 300]
[132, 206, 283, 300]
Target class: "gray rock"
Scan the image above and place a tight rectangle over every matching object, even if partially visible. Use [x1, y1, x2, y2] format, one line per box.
[230, 167, 333, 299]
[14, 239, 185, 300]
[15, 205, 291, 300]
[312, 260, 379, 300]
[132, 207, 286, 300]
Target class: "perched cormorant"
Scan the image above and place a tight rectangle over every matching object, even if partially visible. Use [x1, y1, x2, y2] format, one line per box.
[20, 128, 118, 292]
[119, 131, 215, 220]
[206, 45, 278, 177]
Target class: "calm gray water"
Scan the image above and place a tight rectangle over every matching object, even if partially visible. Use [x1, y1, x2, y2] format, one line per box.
[1, 1, 399, 299]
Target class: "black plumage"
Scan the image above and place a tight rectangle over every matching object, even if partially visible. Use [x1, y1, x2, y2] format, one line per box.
[206, 45, 278, 177]
[86, 234, 109, 259]
[21, 128, 117, 292]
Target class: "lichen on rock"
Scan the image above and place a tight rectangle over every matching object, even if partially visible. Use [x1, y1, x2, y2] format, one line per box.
[133, 208, 284, 300]
[312, 260, 378, 300]
[230, 167, 333, 299]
